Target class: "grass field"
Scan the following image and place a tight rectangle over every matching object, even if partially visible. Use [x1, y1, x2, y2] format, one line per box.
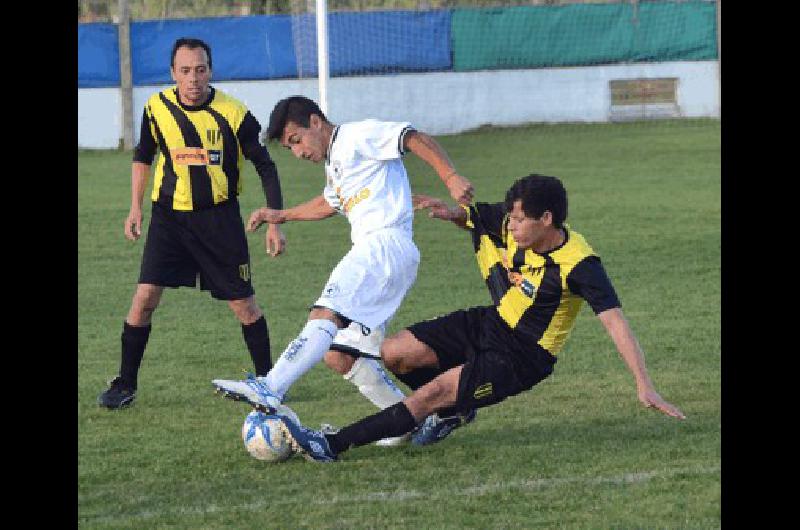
[78, 119, 720, 529]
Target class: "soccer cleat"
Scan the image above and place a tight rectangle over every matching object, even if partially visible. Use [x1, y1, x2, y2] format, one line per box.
[277, 413, 338, 462]
[97, 376, 136, 410]
[375, 432, 411, 447]
[411, 409, 477, 446]
[211, 373, 281, 413]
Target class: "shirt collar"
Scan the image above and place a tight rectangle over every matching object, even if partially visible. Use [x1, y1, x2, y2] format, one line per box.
[326, 125, 340, 163]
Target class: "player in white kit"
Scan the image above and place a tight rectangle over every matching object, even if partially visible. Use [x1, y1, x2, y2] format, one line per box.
[211, 96, 474, 444]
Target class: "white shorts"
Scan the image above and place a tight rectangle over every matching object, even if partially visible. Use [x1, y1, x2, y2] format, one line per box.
[314, 228, 420, 331]
[330, 321, 386, 359]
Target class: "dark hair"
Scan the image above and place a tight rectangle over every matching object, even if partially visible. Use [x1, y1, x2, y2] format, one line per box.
[171, 37, 212, 70]
[504, 174, 568, 228]
[265, 96, 329, 142]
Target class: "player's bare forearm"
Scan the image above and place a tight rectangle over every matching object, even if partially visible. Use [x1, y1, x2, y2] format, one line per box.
[597, 308, 686, 419]
[404, 131, 455, 180]
[130, 162, 151, 210]
[404, 131, 474, 205]
[412, 194, 469, 229]
[598, 308, 652, 389]
[248, 195, 336, 231]
[284, 195, 337, 221]
[125, 162, 151, 240]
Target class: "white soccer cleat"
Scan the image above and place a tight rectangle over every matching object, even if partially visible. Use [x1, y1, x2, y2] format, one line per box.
[374, 432, 411, 447]
[212, 374, 281, 413]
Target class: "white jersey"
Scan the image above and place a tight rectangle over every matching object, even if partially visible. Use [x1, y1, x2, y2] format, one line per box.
[323, 119, 416, 243]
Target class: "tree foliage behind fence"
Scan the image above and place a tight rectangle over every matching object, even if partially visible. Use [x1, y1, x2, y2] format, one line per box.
[78, 0, 650, 22]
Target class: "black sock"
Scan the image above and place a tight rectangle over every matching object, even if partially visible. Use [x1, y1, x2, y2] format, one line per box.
[394, 367, 441, 391]
[437, 406, 459, 418]
[242, 316, 272, 376]
[326, 402, 417, 455]
[119, 322, 151, 389]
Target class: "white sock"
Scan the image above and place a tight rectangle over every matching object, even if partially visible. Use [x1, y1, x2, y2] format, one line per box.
[344, 356, 406, 410]
[264, 319, 338, 399]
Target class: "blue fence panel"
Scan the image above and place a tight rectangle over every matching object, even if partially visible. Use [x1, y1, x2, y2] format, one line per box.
[81, 11, 453, 86]
[294, 10, 452, 77]
[130, 16, 298, 84]
[78, 23, 120, 88]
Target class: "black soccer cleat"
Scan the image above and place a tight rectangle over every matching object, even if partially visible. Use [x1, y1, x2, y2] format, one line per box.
[97, 376, 137, 410]
[411, 409, 477, 446]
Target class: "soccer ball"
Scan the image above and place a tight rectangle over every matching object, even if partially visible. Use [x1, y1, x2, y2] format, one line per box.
[241, 405, 298, 463]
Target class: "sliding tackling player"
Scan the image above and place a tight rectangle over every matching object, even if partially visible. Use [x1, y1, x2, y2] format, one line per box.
[272, 173, 686, 461]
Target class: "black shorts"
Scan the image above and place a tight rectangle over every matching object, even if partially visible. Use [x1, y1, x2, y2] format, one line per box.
[407, 306, 557, 413]
[138, 199, 254, 301]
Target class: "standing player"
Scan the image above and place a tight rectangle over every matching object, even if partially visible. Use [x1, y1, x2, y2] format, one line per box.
[269, 174, 685, 462]
[97, 38, 286, 409]
[211, 96, 474, 440]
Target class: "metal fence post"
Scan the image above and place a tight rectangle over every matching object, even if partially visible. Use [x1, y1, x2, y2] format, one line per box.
[118, 0, 134, 150]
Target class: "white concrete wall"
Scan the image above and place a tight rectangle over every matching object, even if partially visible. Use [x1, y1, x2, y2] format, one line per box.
[78, 60, 719, 148]
[78, 88, 121, 149]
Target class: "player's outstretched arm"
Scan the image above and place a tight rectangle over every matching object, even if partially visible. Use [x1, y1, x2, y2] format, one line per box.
[125, 162, 151, 241]
[403, 131, 474, 206]
[597, 307, 686, 420]
[247, 195, 337, 232]
[412, 194, 469, 229]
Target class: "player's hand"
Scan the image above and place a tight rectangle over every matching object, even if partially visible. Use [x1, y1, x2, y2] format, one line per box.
[413, 194, 459, 221]
[638, 387, 686, 420]
[124, 208, 142, 241]
[444, 172, 474, 206]
[247, 207, 286, 232]
[265, 223, 286, 257]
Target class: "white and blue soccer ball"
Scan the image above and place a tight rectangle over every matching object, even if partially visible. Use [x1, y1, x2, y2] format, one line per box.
[241, 405, 298, 463]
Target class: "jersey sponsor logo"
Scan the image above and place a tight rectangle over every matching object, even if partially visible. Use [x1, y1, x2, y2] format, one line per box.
[171, 147, 221, 166]
[239, 264, 250, 281]
[342, 187, 371, 213]
[508, 271, 537, 298]
[474, 382, 493, 400]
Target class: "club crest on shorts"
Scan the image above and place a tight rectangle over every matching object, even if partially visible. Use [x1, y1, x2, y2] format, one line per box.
[239, 264, 250, 281]
[474, 382, 493, 400]
[323, 282, 340, 298]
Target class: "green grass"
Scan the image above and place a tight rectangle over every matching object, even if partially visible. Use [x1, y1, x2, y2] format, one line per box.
[78, 118, 720, 529]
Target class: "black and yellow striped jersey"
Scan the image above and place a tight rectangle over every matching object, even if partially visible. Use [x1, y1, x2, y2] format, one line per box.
[465, 202, 620, 355]
[133, 86, 282, 212]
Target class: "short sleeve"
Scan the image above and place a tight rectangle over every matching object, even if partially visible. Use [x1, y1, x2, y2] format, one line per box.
[323, 184, 341, 211]
[133, 108, 157, 164]
[566, 256, 621, 314]
[352, 120, 414, 161]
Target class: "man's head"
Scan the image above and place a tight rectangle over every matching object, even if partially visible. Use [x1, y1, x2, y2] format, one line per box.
[265, 96, 332, 163]
[504, 174, 568, 250]
[170, 38, 212, 106]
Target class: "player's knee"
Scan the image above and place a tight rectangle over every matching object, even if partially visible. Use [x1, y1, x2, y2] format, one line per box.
[228, 297, 262, 324]
[308, 307, 345, 328]
[380, 340, 407, 374]
[324, 349, 355, 375]
[130, 286, 161, 322]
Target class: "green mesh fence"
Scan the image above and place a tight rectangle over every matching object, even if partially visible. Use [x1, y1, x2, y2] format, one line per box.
[452, 1, 717, 72]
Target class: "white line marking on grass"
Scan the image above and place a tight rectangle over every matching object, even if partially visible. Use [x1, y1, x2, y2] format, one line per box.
[82, 463, 720, 524]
